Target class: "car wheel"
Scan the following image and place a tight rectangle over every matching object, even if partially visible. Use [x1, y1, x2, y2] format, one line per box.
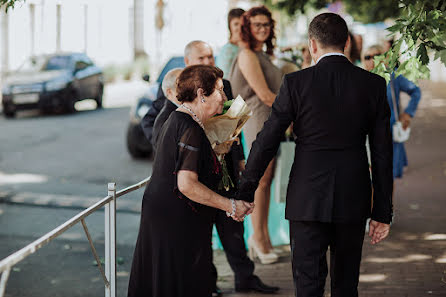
[95, 84, 104, 109]
[65, 91, 77, 113]
[4, 109, 16, 118]
[126, 123, 152, 158]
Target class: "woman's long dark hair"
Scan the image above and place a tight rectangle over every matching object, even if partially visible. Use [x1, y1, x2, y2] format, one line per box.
[240, 6, 276, 55]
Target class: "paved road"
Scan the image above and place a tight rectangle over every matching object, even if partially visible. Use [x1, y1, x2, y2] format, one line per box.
[0, 80, 152, 297]
[0, 80, 151, 207]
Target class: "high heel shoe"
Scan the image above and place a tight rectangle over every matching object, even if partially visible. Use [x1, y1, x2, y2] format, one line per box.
[248, 236, 279, 264]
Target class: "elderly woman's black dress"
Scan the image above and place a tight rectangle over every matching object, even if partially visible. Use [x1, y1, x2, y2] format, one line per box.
[128, 111, 222, 297]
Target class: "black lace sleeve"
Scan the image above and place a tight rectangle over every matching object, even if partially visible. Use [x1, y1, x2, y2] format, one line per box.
[174, 126, 202, 174]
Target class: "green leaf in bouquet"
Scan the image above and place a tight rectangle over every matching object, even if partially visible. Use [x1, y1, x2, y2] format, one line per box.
[218, 157, 235, 191]
[219, 99, 234, 115]
[224, 99, 234, 109]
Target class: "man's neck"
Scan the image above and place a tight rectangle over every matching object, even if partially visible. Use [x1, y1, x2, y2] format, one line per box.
[313, 49, 345, 64]
[168, 98, 181, 107]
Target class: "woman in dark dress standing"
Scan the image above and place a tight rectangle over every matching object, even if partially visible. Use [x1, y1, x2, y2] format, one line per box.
[128, 65, 254, 297]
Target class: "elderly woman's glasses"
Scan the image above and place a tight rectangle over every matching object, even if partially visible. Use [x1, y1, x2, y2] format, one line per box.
[251, 22, 272, 30]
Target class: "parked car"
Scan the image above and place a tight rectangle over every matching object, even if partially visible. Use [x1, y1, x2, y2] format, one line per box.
[126, 56, 185, 158]
[1, 52, 103, 117]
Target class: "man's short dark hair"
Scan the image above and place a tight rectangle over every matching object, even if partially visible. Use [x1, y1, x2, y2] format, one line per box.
[176, 65, 223, 103]
[308, 13, 348, 50]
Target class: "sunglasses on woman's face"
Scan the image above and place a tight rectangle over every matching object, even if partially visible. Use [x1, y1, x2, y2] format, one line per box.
[251, 22, 272, 30]
[364, 54, 378, 60]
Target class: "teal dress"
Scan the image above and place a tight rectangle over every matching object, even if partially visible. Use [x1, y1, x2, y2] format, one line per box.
[216, 43, 239, 79]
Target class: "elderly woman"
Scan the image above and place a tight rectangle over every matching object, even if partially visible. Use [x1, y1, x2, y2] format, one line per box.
[128, 65, 253, 297]
[228, 5, 282, 264]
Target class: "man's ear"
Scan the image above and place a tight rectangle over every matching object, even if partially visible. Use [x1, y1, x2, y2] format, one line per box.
[184, 56, 189, 66]
[166, 88, 173, 99]
[344, 35, 351, 53]
[309, 38, 318, 63]
[309, 38, 317, 55]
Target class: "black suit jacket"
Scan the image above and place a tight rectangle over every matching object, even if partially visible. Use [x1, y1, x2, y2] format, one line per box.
[152, 100, 178, 149]
[238, 55, 393, 224]
[141, 85, 166, 142]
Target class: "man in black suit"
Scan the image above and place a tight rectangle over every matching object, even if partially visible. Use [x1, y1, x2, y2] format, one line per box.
[151, 68, 183, 149]
[147, 40, 278, 296]
[237, 13, 393, 297]
[141, 40, 225, 145]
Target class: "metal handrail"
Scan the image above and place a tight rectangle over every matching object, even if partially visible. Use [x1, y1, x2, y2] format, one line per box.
[0, 176, 151, 297]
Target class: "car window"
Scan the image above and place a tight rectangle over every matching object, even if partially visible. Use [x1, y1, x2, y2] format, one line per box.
[156, 57, 185, 83]
[44, 56, 73, 71]
[75, 60, 90, 71]
[17, 56, 46, 72]
[79, 54, 94, 66]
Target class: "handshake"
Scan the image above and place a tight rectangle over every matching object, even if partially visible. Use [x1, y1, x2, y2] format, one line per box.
[227, 198, 255, 222]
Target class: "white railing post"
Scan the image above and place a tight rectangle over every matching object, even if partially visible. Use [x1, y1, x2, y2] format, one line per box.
[0, 268, 11, 297]
[105, 182, 116, 297]
[0, 177, 150, 297]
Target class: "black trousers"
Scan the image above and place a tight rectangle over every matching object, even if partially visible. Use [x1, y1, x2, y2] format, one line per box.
[289, 220, 366, 297]
[211, 209, 255, 286]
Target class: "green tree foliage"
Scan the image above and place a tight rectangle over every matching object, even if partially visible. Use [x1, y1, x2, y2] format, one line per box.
[372, 1, 446, 82]
[0, 0, 25, 12]
[343, 0, 401, 24]
[264, 0, 405, 23]
[264, 0, 327, 17]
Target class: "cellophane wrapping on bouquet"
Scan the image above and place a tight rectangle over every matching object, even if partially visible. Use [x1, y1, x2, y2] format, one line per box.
[204, 95, 252, 191]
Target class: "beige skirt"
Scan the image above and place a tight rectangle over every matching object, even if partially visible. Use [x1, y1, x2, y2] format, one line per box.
[243, 95, 272, 152]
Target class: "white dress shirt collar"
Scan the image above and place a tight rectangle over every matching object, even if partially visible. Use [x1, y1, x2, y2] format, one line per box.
[316, 52, 347, 64]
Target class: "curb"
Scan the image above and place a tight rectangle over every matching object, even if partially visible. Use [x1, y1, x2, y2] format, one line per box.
[0, 191, 141, 213]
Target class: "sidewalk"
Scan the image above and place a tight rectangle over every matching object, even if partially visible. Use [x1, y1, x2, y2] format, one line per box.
[214, 80, 446, 297]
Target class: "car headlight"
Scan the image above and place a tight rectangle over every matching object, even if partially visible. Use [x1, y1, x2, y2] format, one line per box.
[137, 104, 150, 118]
[45, 79, 68, 91]
[2, 85, 11, 94]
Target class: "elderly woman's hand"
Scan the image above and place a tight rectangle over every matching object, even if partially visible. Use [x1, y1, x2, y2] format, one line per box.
[232, 200, 255, 221]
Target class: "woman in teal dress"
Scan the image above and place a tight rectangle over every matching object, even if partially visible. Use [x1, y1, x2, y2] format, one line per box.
[216, 8, 245, 78]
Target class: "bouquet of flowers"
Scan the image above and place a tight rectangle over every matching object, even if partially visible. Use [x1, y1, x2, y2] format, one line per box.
[204, 95, 252, 191]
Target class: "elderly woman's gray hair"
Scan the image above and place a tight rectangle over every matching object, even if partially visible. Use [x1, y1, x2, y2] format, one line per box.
[161, 68, 183, 95]
[364, 45, 384, 56]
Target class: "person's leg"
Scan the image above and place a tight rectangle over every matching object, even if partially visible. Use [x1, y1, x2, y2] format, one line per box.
[261, 159, 275, 250]
[290, 221, 330, 297]
[210, 254, 218, 288]
[214, 210, 255, 284]
[329, 221, 366, 297]
[251, 159, 275, 253]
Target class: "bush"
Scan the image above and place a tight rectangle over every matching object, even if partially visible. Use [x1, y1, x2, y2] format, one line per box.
[102, 57, 150, 83]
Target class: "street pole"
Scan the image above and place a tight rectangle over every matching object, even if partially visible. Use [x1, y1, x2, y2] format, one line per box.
[56, 4, 61, 52]
[133, 0, 146, 59]
[30, 3, 36, 56]
[83, 4, 88, 53]
[1, 6, 9, 79]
